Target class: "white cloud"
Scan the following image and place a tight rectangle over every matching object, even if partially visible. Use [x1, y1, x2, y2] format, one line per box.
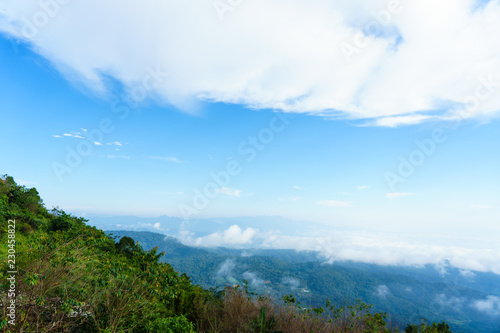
[193, 225, 258, 247]
[369, 115, 434, 128]
[375, 285, 391, 299]
[434, 293, 464, 310]
[62, 133, 84, 139]
[105, 141, 123, 147]
[242, 271, 266, 289]
[293, 186, 305, 190]
[459, 269, 475, 278]
[2, 1, 500, 124]
[316, 200, 352, 207]
[357, 185, 370, 190]
[179, 226, 500, 274]
[472, 296, 500, 316]
[216, 258, 236, 278]
[386, 192, 414, 199]
[216, 187, 242, 197]
[148, 156, 183, 163]
[54, 132, 123, 147]
[258, 232, 500, 275]
[282, 277, 300, 290]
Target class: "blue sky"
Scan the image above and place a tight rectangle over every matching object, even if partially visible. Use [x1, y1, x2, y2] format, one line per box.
[1, 0, 500, 270]
[1, 34, 499, 231]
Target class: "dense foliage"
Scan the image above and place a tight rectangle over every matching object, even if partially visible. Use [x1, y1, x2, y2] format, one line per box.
[0, 175, 453, 332]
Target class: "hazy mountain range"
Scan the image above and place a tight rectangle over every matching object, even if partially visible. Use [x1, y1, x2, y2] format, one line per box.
[107, 229, 500, 333]
[88, 215, 500, 277]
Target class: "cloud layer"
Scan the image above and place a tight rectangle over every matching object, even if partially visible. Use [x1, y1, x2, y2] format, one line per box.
[2, 0, 500, 125]
[180, 224, 500, 275]
[191, 225, 258, 247]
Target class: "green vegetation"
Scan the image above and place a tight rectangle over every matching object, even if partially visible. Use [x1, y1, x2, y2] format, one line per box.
[0, 175, 453, 332]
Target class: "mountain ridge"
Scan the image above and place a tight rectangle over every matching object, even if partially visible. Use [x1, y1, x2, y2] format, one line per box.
[109, 230, 500, 333]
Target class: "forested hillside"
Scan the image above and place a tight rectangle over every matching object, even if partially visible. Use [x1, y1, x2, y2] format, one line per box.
[0, 175, 453, 332]
[110, 231, 500, 333]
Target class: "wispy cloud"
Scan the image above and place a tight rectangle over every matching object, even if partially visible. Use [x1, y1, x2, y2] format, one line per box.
[357, 185, 370, 191]
[148, 156, 183, 164]
[216, 259, 236, 278]
[459, 269, 475, 278]
[293, 186, 305, 190]
[216, 187, 242, 197]
[242, 271, 267, 289]
[375, 285, 391, 299]
[386, 192, 415, 199]
[282, 277, 300, 290]
[62, 133, 85, 139]
[435, 294, 464, 310]
[316, 200, 352, 208]
[53, 132, 123, 147]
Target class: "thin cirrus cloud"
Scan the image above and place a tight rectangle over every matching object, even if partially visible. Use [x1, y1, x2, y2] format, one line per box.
[316, 200, 352, 208]
[386, 192, 414, 199]
[1, 0, 500, 125]
[53, 131, 124, 147]
[216, 187, 242, 197]
[148, 156, 183, 164]
[58, 133, 84, 139]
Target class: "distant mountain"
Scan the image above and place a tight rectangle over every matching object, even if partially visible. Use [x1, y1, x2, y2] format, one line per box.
[110, 230, 500, 333]
[91, 215, 339, 239]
